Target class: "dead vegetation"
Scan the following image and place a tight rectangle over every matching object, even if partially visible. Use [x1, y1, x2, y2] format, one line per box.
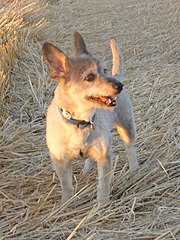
[0, 0, 179, 239]
[0, 0, 46, 124]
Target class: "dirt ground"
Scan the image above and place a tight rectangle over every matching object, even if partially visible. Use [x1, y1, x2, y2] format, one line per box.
[0, 0, 179, 239]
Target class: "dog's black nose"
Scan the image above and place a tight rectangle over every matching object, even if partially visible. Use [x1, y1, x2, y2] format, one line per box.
[115, 81, 123, 93]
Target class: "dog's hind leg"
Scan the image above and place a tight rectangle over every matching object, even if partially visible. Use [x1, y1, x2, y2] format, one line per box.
[51, 155, 74, 204]
[82, 158, 96, 174]
[114, 92, 139, 172]
[116, 123, 139, 172]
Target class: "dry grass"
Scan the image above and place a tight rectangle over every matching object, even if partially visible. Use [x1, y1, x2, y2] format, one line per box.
[0, 0, 46, 125]
[0, 0, 179, 239]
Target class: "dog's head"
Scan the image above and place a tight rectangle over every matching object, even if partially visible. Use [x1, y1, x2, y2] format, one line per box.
[42, 32, 123, 110]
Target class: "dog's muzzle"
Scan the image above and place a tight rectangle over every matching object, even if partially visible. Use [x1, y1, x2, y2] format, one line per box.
[88, 79, 123, 107]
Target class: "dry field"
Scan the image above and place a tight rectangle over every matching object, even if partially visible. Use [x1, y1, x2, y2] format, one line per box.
[0, 0, 179, 239]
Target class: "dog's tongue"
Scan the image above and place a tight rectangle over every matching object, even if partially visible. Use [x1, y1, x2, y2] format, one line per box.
[99, 96, 110, 103]
[99, 96, 116, 106]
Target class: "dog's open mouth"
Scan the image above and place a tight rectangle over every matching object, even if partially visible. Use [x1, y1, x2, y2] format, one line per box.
[88, 95, 117, 107]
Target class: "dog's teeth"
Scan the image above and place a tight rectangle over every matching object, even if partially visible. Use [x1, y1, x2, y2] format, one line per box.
[108, 99, 112, 104]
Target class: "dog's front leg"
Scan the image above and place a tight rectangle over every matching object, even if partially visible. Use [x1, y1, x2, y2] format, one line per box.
[97, 156, 112, 204]
[51, 156, 74, 204]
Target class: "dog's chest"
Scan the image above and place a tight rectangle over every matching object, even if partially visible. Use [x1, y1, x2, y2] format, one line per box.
[66, 128, 91, 155]
[62, 126, 105, 160]
[68, 128, 107, 161]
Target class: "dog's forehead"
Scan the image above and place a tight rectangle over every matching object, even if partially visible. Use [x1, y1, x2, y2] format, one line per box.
[71, 55, 101, 73]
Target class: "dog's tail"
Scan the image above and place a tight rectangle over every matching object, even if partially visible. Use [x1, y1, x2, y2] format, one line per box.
[110, 38, 123, 81]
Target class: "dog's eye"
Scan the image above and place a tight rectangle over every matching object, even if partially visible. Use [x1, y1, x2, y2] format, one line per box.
[85, 73, 95, 82]
[104, 68, 108, 74]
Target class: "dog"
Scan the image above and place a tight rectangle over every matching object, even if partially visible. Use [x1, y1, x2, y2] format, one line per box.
[42, 32, 139, 204]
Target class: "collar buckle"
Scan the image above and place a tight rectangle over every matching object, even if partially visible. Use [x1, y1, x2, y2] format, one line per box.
[90, 114, 95, 129]
[61, 109, 71, 120]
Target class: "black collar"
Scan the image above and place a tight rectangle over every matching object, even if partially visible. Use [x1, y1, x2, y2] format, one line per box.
[59, 108, 96, 129]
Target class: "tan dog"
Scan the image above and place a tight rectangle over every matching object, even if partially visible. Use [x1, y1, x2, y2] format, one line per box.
[42, 32, 139, 204]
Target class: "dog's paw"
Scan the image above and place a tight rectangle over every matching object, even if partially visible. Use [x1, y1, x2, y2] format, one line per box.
[97, 195, 110, 205]
[61, 191, 74, 204]
[130, 162, 140, 173]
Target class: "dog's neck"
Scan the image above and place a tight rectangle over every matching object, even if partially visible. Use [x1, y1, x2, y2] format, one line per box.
[59, 107, 96, 129]
[54, 86, 96, 123]
[56, 100, 96, 123]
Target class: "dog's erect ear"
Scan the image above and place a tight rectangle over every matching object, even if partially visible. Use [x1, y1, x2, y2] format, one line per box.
[110, 38, 123, 78]
[42, 42, 70, 79]
[74, 32, 88, 55]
